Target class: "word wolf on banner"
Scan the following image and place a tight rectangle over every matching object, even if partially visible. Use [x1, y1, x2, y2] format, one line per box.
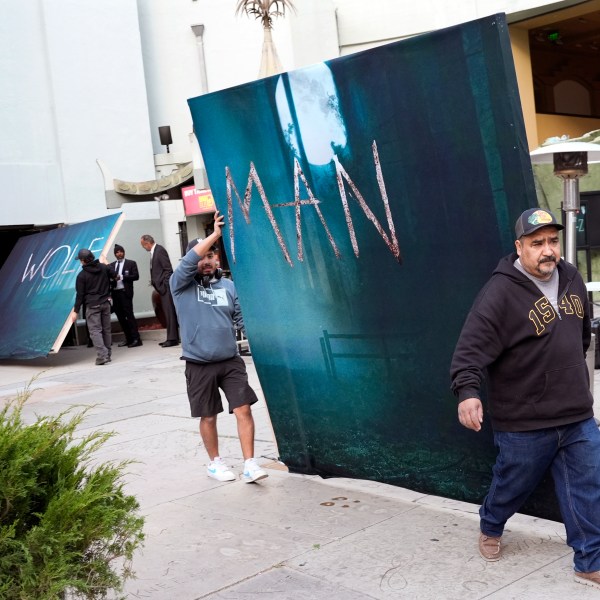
[21, 238, 106, 283]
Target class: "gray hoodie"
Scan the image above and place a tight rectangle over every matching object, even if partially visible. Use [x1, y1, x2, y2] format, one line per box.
[170, 249, 244, 363]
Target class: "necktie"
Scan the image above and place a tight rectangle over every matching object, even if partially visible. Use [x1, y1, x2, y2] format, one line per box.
[116, 261, 124, 289]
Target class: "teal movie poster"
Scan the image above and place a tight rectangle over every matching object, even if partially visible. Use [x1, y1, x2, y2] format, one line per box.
[189, 16, 558, 518]
[0, 214, 122, 359]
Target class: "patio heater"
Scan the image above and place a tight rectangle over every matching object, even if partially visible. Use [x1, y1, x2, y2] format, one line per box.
[530, 141, 600, 265]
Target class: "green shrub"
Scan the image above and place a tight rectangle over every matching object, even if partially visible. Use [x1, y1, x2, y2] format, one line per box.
[0, 384, 145, 600]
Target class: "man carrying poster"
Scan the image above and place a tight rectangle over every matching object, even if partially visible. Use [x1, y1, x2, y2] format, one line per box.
[170, 211, 267, 484]
[450, 208, 600, 589]
[71, 249, 117, 366]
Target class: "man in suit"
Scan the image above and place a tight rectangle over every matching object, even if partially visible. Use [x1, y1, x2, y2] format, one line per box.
[140, 234, 179, 347]
[111, 244, 142, 348]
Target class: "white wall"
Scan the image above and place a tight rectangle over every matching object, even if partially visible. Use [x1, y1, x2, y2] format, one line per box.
[0, 0, 580, 229]
[136, 0, 339, 158]
[135, 0, 578, 162]
[0, 0, 155, 226]
[331, 0, 587, 54]
[137, 0, 272, 158]
[283, 0, 340, 69]
[0, 1, 66, 224]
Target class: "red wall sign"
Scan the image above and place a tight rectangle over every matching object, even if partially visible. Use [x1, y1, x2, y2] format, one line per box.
[182, 185, 216, 216]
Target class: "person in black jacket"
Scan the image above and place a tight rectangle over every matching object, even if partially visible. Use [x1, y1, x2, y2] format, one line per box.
[111, 244, 142, 348]
[71, 249, 117, 365]
[140, 234, 179, 347]
[450, 208, 600, 589]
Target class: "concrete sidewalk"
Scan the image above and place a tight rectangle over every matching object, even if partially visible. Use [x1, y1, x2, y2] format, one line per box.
[1, 330, 598, 599]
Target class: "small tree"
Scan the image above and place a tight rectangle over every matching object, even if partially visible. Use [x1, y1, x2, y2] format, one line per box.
[0, 384, 144, 599]
[235, 0, 296, 77]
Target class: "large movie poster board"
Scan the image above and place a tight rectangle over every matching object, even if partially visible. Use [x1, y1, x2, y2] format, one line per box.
[0, 213, 123, 359]
[188, 15, 559, 519]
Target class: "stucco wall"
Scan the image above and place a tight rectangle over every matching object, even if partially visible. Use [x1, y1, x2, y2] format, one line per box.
[136, 0, 339, 159]
[1, 0, 155, 227]
[331, 0, 578, 54]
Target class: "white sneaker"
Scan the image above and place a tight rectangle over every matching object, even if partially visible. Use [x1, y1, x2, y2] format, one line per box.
[242, 458, 268, 483]
[206, 457, 236, 482]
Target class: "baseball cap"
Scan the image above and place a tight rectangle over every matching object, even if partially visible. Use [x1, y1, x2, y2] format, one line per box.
[186, 238, 200, 252]
[186, 238, 218, 253]
[515, 208, 564, 239]
[76, 248, 95, 262]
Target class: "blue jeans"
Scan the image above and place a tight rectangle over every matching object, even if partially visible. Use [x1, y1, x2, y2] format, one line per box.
[480, 418, 600, 573]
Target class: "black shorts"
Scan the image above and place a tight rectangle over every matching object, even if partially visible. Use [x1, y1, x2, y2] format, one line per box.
[184, 355, 259, 417]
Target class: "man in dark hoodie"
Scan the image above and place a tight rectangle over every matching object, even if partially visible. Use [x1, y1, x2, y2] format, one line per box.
[71, 248, 116, 365]
[451, 208, 600, 590]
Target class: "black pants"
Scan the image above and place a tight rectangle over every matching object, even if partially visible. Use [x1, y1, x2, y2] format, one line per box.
[158, 285, 179, 342]
[111, 290, 140, 343]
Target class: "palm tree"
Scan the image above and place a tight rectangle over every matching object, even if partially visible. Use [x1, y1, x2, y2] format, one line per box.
[235, 0, 296, 78]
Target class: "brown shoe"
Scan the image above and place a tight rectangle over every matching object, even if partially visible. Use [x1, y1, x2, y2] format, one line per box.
[479, 533, 502, 561]
[574, 570, 600, 590]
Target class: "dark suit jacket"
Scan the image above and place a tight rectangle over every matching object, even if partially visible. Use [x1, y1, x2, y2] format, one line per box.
[150, 245, 173, 296]
[112, 258, 139, 299]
